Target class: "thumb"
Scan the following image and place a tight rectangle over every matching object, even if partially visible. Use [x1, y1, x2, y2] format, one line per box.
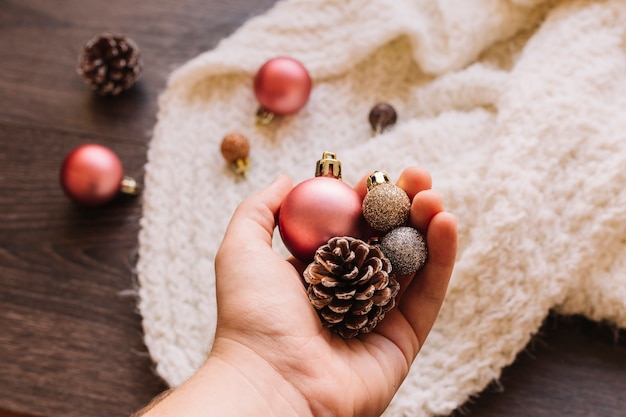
[216, 174, 293, 268]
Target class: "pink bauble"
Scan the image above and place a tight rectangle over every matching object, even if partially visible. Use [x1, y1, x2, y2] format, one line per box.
[278, 177, 363, 262]
[60, 144, 124, 206]
[253, 57, 312, 116]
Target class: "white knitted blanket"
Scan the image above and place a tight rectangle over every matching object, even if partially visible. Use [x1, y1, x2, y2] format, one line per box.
[137, 0, 626, 415]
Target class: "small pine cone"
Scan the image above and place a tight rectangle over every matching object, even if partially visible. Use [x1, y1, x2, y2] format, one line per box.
[303, 236, 400, 338]
[77, 33, 142, 96]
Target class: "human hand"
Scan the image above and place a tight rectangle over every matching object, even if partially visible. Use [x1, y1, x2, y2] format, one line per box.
[139, 167, 457, 417]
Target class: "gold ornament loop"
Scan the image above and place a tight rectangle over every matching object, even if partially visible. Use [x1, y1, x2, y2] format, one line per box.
[315, 151, 342, 179]
[366, 171, 391, 190]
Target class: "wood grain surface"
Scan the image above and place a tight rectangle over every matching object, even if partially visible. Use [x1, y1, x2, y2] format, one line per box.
[1, 1, 625, 417]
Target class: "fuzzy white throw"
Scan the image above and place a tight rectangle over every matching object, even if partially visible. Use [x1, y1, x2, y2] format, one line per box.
[137, 0, 626, 415]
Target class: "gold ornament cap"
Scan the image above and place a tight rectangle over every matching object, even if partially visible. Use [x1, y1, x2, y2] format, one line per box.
[366, 171, 391, 190]
[120, 176, 140, 195]
[315, 151, 342, 179]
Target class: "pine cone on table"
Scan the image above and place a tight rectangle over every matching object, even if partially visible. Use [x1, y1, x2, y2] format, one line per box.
[77, 33, 142, 96]
[303, 236, 400, 338]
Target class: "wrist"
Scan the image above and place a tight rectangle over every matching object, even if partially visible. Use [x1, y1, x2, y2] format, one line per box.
[203, 338, 314, 417]
[142, 337, 314, 417]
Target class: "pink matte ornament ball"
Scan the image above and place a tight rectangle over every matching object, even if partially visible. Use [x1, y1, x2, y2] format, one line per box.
[278, 177, 363, 262]
[60, 144, 124, 206]
[253, 57, 312, 116]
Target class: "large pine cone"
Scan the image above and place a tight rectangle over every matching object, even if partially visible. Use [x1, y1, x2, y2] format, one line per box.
[303, 236, 400, 338]
[77, 33, 142, 96]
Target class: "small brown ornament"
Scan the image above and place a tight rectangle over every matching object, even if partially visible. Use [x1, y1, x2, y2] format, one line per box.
[368, 102, 397, 134]
[220, 132, 250, 177]
[77, 33, 142, 96]
[303, 236, 400, 338]
[362, 171, 411, 232]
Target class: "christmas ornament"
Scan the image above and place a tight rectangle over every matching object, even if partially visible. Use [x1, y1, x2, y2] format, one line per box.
[304, 236, 400, 338]
[254, 57, 312, 124]
[77, 32, 142, 96]
[60, 144, 139, 206]
[380, 227, 428, 275]
[220, 132, 250, 177]
[362, 171, 411, 232]
[368, 102, 397, 134]
[278, 152, 363, 262]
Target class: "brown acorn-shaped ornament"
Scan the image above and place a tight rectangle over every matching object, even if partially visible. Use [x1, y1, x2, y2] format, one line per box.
[220, 132, 250, 177]
[303, 236, 400, 338]
[368, 102, 397, 134]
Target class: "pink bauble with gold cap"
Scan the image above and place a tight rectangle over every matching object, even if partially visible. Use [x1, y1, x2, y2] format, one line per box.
[278, 152, 363, 262]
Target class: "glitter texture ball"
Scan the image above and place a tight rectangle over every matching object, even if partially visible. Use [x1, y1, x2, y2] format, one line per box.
[362, 183, 411, 232]
[380, 227, 428, 275]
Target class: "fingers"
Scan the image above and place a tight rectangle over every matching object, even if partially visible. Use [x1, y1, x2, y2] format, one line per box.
[399, 211, 457, 347]
[396, 166, 432, 200]
[354, 166, 432, 199]
[392, 189, 444, 300]
[355, 166, 456, 359]
[410, 190, 444, 232]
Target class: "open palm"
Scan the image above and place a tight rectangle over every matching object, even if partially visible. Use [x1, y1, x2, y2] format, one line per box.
[212, 167, 457, 417]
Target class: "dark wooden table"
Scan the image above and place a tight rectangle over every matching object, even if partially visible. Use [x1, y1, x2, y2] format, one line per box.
[1, 1, 625, 416]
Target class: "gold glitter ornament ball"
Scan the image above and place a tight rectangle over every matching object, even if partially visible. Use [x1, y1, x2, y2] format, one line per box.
[380, 227, 428, 275]
[362, 173, 411, 232]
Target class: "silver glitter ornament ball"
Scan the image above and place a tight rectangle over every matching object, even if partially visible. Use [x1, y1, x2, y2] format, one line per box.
[380, 227, 428, 275]
[362, 182, 411, 232]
